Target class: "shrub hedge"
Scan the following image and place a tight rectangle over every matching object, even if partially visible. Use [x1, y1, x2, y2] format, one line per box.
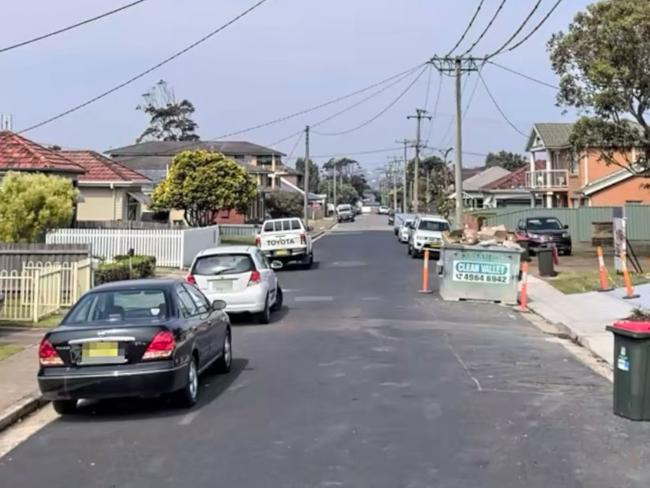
[95, 255, 157, 285]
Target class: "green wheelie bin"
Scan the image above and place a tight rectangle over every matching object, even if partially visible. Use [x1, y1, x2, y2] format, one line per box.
[606, 321, 650, 421]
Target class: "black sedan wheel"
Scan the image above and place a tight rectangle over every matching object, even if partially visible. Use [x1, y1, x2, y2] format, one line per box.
[177, 358, 199, 408]
[52, 399, 77, 415]
[215, 331, 232, 373]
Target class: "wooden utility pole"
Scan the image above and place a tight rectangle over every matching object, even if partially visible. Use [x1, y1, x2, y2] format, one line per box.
[396, 139, 413, 213]
[407, 109, 431, 213]
[430, 55, 482, 228]
[303, 125, 310, 225]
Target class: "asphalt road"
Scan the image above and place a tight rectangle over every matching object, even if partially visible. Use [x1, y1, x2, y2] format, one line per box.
[2, 214, 650, 487]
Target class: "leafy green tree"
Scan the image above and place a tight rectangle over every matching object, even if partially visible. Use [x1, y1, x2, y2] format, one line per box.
[152, 151, 258, 226]
[549, 0, 650, 173]
[265, 191, 303, 218]
[137, 80, 199, 143]
[294, 158, 320, 192]
[0, 172, 77, 242]
[337, 183, 359, 205]
[485, 151, 527, 171]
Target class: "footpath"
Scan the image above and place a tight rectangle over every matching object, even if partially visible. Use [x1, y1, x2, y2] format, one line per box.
[0, 328, 46, 432]
[526, 277, 650, 367]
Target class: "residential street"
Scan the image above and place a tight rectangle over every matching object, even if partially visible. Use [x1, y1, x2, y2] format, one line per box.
[2, 214, 650, 487]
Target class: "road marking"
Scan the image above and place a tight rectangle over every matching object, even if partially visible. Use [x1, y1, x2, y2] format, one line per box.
[178, 409, 201, 426]
[330, 261, 367, 268]
[0, 404, 57, 459]
[362, 297, 381, 301]
[445, 335, 483, 392]
[281, 288, 300, 293]
[294, 296, 334, 303]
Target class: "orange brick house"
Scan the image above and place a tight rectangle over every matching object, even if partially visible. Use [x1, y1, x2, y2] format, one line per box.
[525, 123, 650, 208]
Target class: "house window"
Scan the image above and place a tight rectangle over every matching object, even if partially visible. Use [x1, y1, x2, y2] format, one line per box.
[126, 195, 139, 221]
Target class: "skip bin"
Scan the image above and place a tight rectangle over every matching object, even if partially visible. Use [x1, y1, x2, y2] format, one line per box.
[606, 321, 650, 421]
[437, 244, 522, 305]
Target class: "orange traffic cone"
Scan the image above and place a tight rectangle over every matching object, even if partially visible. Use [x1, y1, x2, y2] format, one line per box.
[621, 251, 640, 300]
[419, 249, 433, 294]
[520, 261, 529, 312]
[597, 246, 613, 292]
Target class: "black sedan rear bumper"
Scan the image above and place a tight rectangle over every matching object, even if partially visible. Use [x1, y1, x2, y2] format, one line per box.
[38, 362, 188, 401]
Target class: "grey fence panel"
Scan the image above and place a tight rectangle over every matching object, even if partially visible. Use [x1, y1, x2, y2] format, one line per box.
[480, 205, 650, 243]
[218, 224, 260, 237]
[0, 244, 90, 273]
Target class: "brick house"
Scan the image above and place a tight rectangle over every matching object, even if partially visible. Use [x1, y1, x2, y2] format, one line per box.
[525, 123, 650, 208]
[106, 140, 303, 224]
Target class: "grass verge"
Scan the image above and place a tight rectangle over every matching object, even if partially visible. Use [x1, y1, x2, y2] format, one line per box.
[546, 269, 650, 294]
[0, 344, 25, 361]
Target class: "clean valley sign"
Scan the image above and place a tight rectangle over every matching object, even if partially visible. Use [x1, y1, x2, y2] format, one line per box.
[452, 260, 511, 284]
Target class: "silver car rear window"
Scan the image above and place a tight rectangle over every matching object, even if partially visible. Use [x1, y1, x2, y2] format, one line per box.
[193, 254, 255, 276]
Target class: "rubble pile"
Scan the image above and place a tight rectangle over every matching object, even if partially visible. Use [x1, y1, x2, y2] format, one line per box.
[442, 225, 522, 249]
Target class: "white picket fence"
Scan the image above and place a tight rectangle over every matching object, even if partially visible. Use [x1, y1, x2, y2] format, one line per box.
[0, 259, 93, 322]
[46, 226, 220, 268]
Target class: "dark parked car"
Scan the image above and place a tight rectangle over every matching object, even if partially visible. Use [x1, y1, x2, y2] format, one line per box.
[516, 216, 572, 255]
[37, 279, 232, 415]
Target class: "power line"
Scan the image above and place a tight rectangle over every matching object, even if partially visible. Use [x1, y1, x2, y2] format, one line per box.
[446, 0, 486, 55]
[285, 147, 404, 160]
[0, 0, 148, 54]
[19, 0, 272, 134]
[459, 0, 507, 56]
[485, 0, 542, 58]
[286, 131, 304, 160]
[425, 71, 443, 144]
[268, 130, 304, 148]
[312, 65, 429, 137]
[492, 0, 564, 57]
[203, 61, 427, 143]
[478, 71, 528, 138]
[423, 64, 434, 109]
[486, 60, 558, 90]
[310, 65, 423, 130]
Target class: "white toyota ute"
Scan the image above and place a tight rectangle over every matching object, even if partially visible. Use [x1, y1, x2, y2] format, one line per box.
[257, 218, 314, 268]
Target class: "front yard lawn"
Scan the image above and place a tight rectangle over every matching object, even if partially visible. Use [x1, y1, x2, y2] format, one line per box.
[546, 269, 650, 294]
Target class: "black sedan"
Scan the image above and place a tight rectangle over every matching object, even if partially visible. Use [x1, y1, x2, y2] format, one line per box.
[38, 279, 232, 415]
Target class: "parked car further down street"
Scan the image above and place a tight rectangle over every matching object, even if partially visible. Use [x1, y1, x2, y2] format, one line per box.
[257, 218, 314, 268]
[408, 215, 450, 258]
[37, 279, 232, 415]
[188, 246, 283, 324]
[516, 216, 572, 255]
[336, 204, 355, 223]
[398, 219, 414, 243]
[378, 206, 390, 215]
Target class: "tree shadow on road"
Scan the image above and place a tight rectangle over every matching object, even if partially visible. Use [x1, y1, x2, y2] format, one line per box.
[55, 358, 249, 423]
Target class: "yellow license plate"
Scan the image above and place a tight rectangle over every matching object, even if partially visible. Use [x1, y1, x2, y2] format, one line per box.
[275, 249, 290, 256]
[83, 342, 119, 358]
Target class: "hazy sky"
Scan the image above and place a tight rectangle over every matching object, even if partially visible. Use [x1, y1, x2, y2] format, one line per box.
[0, 0, 592, 169]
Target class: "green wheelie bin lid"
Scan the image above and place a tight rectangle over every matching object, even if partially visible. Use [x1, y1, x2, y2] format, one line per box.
[606, 321, 650, 421]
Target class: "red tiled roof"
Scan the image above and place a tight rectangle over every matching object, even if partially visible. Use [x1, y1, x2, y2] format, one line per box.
[481, 161, 545, 190]
[60, 150, 150, 183]
[0, 131, 84, 174]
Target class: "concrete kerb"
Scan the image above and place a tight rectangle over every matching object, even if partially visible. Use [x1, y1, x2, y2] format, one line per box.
[0, 393, 47, 433]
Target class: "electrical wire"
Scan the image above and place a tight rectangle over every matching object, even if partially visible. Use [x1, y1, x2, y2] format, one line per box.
[310, 64, 424, 130]
[285, 131, 304, 160]
[284, 147, 404, 160]
[312, 65, 429, 137]
[0, 0, 148, 54]
[485, 0, 542, 58]
[197, 61, 428, 146]
[438, 73, 471, 147]
[425, 71, 444, 145]
[268, 130, 304, 148]
[19, 0, 272, 134]
[478, 71, 528, 137]
[492, 0, 564, 57]
[423, 64, 434, 109]
[446, 0, 485, 56]
[486, 60, 558, 89]
[459, 0, 507, 56]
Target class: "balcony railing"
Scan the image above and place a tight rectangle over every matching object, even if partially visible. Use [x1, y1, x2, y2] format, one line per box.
[525, 169, 569, 190]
